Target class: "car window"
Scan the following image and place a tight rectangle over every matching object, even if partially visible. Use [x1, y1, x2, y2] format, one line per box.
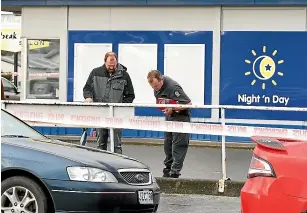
[2, 78, 15, 92]
[1, 110, 47, 140]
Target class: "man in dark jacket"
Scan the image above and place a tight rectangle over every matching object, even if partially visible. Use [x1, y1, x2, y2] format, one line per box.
[83, 52, 135, 154]
[147, 69, 192, 178]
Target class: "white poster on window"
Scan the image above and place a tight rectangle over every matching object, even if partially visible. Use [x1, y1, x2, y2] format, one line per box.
[118, 44, 158, 103]
[73, 43, 112, 102]
[164, 44, 205, 105]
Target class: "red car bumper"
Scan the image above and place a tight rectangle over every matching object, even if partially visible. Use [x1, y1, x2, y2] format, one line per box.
[241, 178, 307, 213]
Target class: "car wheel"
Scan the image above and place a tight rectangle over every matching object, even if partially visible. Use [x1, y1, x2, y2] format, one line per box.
[1, 176, 48, 213]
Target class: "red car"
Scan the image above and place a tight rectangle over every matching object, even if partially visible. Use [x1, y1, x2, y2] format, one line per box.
[241, 136, 307, 213]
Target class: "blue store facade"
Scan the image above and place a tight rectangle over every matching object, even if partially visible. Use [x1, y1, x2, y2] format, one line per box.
[3, 0, 307, 143]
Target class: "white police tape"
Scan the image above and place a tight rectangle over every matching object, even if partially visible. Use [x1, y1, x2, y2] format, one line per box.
[8, 107, 307, 141]
[1, 72, 59, 77]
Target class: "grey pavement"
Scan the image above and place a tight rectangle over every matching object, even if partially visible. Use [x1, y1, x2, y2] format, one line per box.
[157, 193, 241, 213]
[84, 142, 253, 182]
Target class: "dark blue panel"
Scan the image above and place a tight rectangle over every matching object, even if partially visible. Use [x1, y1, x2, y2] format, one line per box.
[33, 127, 43, 133]
[58, 127, 66, 135]
[68, 30, 212, 118]
[2, 0, 46, 5]
[50, 127, 58, 135]
[4, 0, 307, 6]
[41, 127, 51, 135]
[122, 129, 138, 137]
[220, 31, 307, 120]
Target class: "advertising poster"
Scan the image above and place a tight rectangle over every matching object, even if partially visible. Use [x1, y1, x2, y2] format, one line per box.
[220, 31, 307, 120]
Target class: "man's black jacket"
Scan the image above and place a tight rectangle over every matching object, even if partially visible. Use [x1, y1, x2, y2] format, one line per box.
[83, 63, 135, 103]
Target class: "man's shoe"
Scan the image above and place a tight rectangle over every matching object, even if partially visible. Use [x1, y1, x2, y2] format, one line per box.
[162, 173, 171, 178]
[162, 168, 171, 178]
[170, 173, 180, 178]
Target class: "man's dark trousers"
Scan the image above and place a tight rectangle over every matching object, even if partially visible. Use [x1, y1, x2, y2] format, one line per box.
[97, 128, 122, 154]
[163, 114, 190, 177]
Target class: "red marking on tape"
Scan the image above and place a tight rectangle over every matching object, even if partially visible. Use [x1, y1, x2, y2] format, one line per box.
[227, 125, 247, 133]
[292, 129, 307, 137]
[28, 73, 60, 78]
[70, 114, 100, 122]
[13, 110, 43, 120]
[253, 127, 288, 136]
[48, 112, 64, 121]
[191, 123, 223, 133]
[129, 118, 161, 129]
[166, 121, 183, 130]
[105, 117, 123, 126]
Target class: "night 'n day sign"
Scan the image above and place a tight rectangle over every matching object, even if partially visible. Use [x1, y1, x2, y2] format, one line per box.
[240, 46, 288, 106]
[220, 32, 307, 120]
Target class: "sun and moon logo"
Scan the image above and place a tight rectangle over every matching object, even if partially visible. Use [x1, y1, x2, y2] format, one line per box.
[244, 46, 284, 90]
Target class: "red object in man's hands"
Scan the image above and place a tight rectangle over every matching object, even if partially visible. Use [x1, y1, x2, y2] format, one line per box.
[157, 98, 178, 110]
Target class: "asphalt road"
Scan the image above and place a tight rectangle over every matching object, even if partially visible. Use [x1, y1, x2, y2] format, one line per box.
[85, 143, 253, 181]
[157, 194, 241, 213]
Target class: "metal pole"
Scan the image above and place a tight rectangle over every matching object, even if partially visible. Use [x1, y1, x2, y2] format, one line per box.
[109, 106, 115, 153]
[221, 108, 227, 180]
[218, 107, 227, 193]
[13, 52, 18, 87]
[21, 37, 28, 101]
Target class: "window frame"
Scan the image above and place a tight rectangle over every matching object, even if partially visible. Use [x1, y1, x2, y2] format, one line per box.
[22, 38, 61, 103]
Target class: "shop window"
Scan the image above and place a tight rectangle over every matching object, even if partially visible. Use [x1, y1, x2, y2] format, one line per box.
[26, 39, 60, 100]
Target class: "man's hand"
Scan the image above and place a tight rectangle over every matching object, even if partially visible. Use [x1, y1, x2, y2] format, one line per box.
[85, 98, 93, 103]
[174, 101, 192, 111]
[162, 108, 173, 116]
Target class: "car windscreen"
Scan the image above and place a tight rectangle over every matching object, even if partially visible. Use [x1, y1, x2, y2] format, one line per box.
[1, 110, 47, 140]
